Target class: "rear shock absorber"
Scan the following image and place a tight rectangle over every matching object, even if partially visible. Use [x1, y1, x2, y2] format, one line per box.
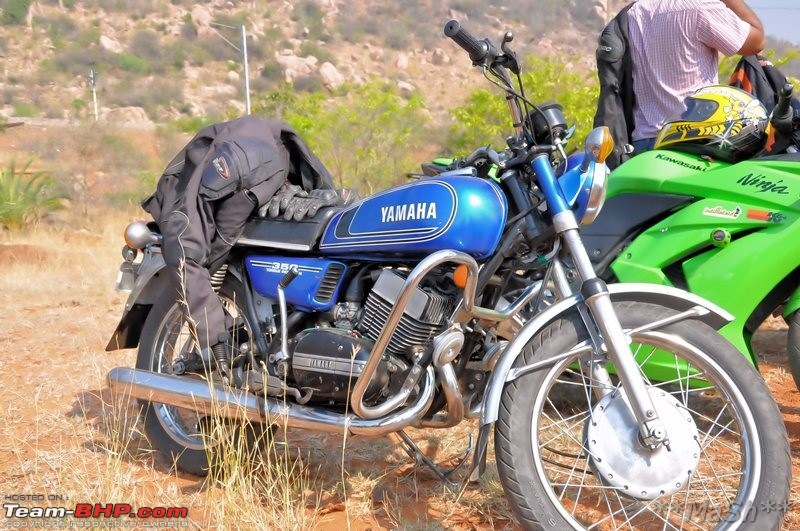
[210, 263, 228, 293]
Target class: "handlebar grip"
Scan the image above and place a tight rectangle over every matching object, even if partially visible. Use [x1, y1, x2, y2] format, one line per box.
[444, 20, 488, 63]
[775, 83, 794, 122]
[770, 83, 795, 135]
[278, 266, 299, 289]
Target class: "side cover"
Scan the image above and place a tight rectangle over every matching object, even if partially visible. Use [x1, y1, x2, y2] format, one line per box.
[245, 256, 348, 311]
[319, 176, 507, 259]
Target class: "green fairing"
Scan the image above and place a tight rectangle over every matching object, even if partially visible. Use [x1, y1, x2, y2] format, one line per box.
[607, 149, 800, 364]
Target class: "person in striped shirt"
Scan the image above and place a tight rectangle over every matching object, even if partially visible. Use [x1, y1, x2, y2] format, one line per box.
[627, 0, 765, 153]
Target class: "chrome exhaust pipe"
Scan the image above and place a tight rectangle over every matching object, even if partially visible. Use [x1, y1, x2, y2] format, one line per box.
[415, 362, 465, 428]
[107, 366, 435, 436]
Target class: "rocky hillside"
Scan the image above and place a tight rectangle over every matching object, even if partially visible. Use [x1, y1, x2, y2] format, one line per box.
[1, 1, 797, 128]
[0, 0, 631, 126]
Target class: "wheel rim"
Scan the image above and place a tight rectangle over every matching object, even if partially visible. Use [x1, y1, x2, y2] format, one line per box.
[530, 330, 758, 530]
[149, 292, 252, 451]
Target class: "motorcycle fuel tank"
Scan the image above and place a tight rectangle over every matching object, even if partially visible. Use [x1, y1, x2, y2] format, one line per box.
[319, 176, 507, 259]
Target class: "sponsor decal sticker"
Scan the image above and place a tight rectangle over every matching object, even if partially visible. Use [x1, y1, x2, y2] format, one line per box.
[746, 209, 786, 223]
[702, 205, 741, 220]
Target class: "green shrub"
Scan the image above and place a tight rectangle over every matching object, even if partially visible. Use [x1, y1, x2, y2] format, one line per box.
[105, 76, 185, 115]
[172, 115, 217, 134]
[71, 98, 88, 112]
[13, 103, 39, 117]
[299, 41, 333, 64]
[130, 29, 163, 66]
[51, 45, 110, 76]
[35, 14, 79, 48]
[180, 21, 197, 41]
[291, 1, 326, 40]
[292, 73, 325, 93]
[1, 0, 31, 26]
[115, 52, 149, 74]
[259, 62, 282, 82]
[0, 160, 66, 230]
[256, 80, 432, 193]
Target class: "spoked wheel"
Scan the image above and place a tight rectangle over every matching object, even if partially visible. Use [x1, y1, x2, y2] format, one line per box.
[495, 301, 790, 530]
[136, 277, 257, 476]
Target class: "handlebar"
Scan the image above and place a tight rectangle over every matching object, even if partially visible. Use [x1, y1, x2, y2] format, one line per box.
[444, 20, 490, 64]
[444, 19, 525, 144]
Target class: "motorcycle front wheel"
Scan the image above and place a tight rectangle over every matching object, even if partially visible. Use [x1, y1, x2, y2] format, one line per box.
[136, 276, 257, 476]
[495, 301, 790, 530]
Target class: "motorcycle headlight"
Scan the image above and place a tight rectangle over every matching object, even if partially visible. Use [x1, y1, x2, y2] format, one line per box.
[577, 160, 608, 226]
[558, 127, 613, 225]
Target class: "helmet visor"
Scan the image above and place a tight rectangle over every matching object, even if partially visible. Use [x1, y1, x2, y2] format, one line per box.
[681, 97, 719, 122]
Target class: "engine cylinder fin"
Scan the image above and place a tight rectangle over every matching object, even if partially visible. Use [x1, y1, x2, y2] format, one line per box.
[360, 270, 454, 357]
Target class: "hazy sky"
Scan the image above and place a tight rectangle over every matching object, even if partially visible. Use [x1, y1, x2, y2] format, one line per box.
[751, 2, 800, 45]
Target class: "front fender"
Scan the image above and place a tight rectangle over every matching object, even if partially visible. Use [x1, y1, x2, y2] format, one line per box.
[480, 283, 734, 426]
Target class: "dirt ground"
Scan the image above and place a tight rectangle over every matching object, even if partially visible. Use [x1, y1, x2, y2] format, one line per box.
[0, 216, 799, 530]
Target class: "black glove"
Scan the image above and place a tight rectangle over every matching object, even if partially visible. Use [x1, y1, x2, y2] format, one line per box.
[286, 189, 340, 220]
[259, 186, 339, 221]
[259, 183, 307, 219]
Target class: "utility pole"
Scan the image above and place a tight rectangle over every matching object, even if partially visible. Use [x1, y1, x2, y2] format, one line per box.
[209, 22, 252, 115]
[88, 66, 99, 121]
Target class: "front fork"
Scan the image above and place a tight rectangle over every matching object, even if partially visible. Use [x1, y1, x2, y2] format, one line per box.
[553, 212, 668, 448]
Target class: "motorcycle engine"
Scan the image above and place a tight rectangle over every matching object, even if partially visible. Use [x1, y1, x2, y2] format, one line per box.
[359, 269, 455, 357]
[289, 269, 455, 405]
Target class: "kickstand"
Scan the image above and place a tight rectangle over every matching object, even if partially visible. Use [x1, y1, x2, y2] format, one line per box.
[395, 430, 474, 492]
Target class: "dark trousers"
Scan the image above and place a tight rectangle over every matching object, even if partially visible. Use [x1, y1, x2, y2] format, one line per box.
[161, 190, 256, 351]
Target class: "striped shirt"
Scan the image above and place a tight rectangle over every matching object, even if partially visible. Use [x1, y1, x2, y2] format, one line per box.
[627, 0, 750, 140]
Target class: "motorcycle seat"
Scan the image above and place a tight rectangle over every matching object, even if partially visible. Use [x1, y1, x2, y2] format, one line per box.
[237, 206, 342, 251]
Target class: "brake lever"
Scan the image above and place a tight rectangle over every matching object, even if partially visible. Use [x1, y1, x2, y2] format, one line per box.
[499, 32, 520, 75]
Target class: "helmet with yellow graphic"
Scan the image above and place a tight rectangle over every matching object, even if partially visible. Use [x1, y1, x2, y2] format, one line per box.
[654, 85, 768, 162]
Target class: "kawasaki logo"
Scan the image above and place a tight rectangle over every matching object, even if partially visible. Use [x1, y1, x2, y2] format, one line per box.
[655, 153, 708, 172]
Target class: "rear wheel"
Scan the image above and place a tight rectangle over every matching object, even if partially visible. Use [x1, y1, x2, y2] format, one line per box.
[136, 277, 259, 476]
[495, 301, 790, 530]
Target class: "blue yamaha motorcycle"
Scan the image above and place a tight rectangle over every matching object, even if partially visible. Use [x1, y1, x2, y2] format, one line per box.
[105, 20, 789, 530]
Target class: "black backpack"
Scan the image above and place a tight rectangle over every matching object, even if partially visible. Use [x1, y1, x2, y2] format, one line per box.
[729, 54, 800, 114]
[593, 2, 636, 169]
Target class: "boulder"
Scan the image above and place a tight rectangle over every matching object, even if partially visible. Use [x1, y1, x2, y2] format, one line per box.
[319, 62, 344, 89]
[100, 107, 154, 128]
[99, 35, 123, 54]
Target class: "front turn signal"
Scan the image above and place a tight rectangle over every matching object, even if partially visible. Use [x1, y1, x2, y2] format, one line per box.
[584, 126, 615, 164]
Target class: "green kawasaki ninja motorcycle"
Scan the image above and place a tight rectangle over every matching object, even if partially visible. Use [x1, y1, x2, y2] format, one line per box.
[580, 83, 800, 387]
[432, 83, 800, 387]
